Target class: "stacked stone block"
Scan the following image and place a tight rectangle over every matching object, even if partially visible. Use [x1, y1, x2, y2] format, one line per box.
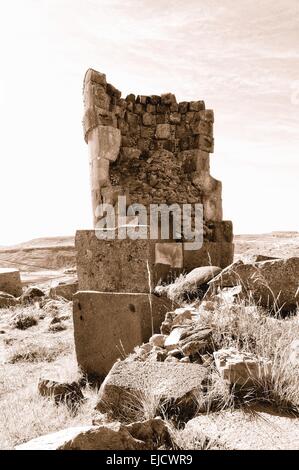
[83, 68, 223, 228]
[73, 69, 234, 378]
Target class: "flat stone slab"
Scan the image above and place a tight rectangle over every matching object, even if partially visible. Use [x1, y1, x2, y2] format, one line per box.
[96, 361, 208, 419]
[73, 291, 173, 377]
[15, 418, 171, 450]
[183, 408, 299, 450]
[0, 268, 22, 297]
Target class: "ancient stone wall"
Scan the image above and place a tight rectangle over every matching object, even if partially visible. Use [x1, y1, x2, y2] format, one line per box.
[83, 68, 223, 230]
[74, 69, 234, 377]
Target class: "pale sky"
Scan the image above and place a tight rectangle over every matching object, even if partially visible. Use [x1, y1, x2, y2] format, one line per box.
[0, 0, 298, 245]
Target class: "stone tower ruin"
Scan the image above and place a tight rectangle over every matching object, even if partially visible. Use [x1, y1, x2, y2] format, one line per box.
[73, 68, 234, 378]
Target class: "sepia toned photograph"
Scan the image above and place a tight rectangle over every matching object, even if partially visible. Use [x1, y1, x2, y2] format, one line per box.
[0, 0, 298, 457]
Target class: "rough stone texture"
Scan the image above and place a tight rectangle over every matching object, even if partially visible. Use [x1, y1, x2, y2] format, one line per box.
[96, 361, 208, 419]
[0, 268, 22, 297]
[149, 334, 166, 348]
[15, 418, 171, 450]
[76, 231, 234, 293]
[0, 291, 18, 308]
[179, 326, 213, 357]
[208, 257, 299, 312]
[183, 408, 299, 450]
[183, 266, 221, 286]
[49, 280, 78, 301]
[164, 327, 186, 350]
[214, 347, 272, 388]
[76, 230, 156, 293]
[73, 291, 174, 377]
[82, 68, 234, 272]
[20, 286, 45, 304]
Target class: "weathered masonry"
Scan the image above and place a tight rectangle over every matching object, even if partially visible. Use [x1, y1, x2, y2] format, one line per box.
[73, 69, 234, 377]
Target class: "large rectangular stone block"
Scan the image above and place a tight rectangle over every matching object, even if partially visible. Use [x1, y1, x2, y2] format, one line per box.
[73, 291, 174, 377]
[0, 268, 22, 297]
[76, 230, 156, 293]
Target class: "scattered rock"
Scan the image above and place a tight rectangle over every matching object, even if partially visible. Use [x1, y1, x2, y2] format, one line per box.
[149, 334, 166, 348]
[183, 407, 299, 450]
[16, 418, 171, 450]
[179, 326, 213, 357]
[96, 361, 208, 421]
[21, 287, 45, 304]
[0, 291, 18, 309]
[165, 356, 180, 363]
[160, 306, 197, 334]
[213, 347, 272, 388]
[125, 417, 172, 448]
[208, 257, 299, 313]
[48, 321, 68, 333]
[180, 357, 190, 363]
[38, 379, 84, 410]
[289, 339, 299, 367]
[161, 266, 222, 301]
[49, 280, 78, 301]
[183, 266, 222, 289]
[171, 307, 193, 327]
[160, 311, 176, 335]
[164, 327, 186, 351]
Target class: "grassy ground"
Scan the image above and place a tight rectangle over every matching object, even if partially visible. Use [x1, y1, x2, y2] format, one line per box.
[0, 302, 98, 449]
[0, 294, 298, 449]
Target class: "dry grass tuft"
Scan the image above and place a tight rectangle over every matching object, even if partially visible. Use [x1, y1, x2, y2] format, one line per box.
[10, 309, 39, 330]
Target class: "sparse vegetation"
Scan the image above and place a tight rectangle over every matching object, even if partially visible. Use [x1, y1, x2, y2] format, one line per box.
[0, 261, 298, 449]
[199, 299, 299, 414]
[10, 307, 39, 330]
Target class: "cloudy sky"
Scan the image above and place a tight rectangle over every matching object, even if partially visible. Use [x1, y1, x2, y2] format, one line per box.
[0, 0, 298, 244]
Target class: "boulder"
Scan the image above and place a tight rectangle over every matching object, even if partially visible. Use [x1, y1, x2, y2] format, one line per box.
[183, 266, 222, 288]
[0, 291, 18, 309]
[0, 268, 22, 297]
[164, 327, 187, 351]
[182, 408, 299, 450]
[49, 280, 78, 301]
[179, 326, 213, 357]
[160, 306, 197, 334]
[21, 287, 45, 304]
[96, 361, 208, 420]
[171, 307, 193, 327]
[15, 418, 171, 450]
[163, 266, 221, 301]
[213, 347, 272, 388]
[208, 257, 299, 313]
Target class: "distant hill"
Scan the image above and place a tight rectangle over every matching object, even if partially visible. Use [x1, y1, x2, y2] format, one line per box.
[0, 232, 298, 274]
[0, 236, 76, 272]
[234, 232, 299, 260]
